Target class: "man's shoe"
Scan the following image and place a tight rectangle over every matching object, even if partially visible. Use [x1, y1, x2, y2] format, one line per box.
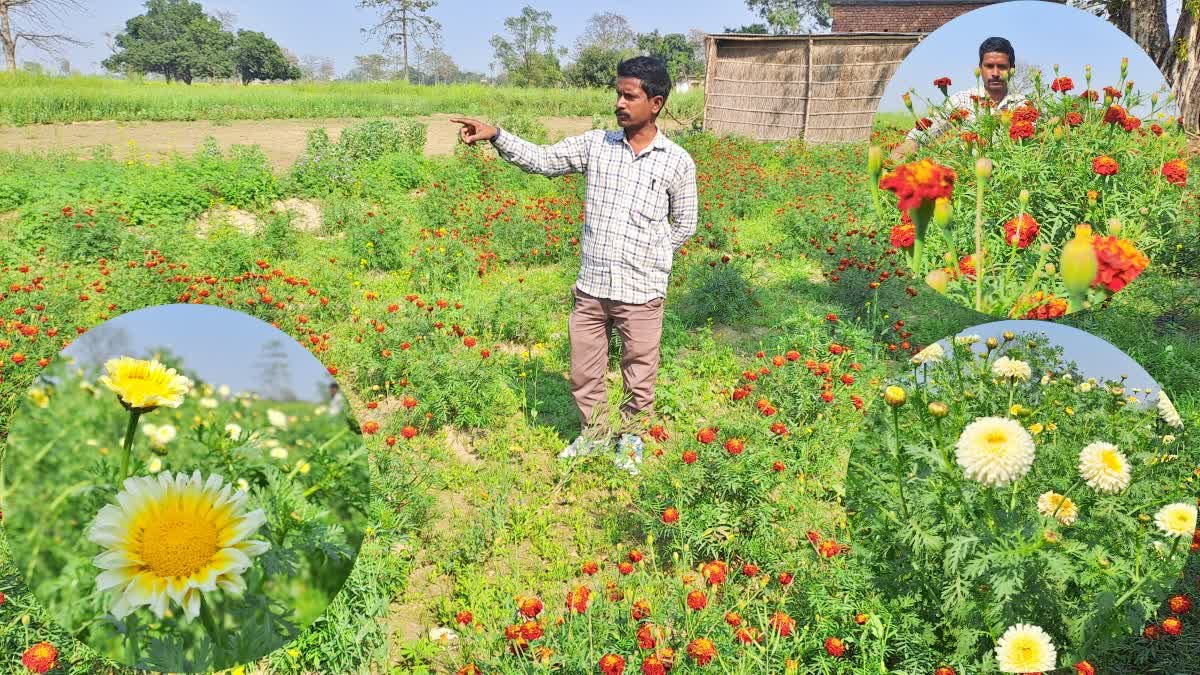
[558, 435, 604, 459]
[614, 433, 645, 475]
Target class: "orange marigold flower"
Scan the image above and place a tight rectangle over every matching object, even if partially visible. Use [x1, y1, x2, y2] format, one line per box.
[701, 560, 728, 585]
[661, 507, 679, 524]
[681, 450, 697, 464]
[1103, 104, 1127, 125]
[520, 620, 544, 641]
[890, 223, 916, 249]
[878, 159, 957, 211]
[1161, 159, 1187, 187]
[1162, 617, 1183, 636]
[1169, 594, 1192, 615]
[818, 540, 844, 558]
[582, 560, 599, 575]
[600, 653, 627, 675]
[957, 254, 977, 279]
[1009, 120, 1035, 141]
[936, 667, 957, 675]
[632, 599, 652, 621]
[1019, 291, 1068, 320]
[519, 596, 544, 618]
[695, 427, 717, 444]
[1122, 116, 1142, 132]
[636, 623, 659, 649]
[855, 612, 869, 625]
[741, 563, 759, 576]
[915, 117, 933, 130]
[455, 610, 473, 625]
[649, 424, 669, 441]
[641, 655, 666, 675]
[769, 611, 796, 636]
[725, 611, 742, 626]
[1051, 76, 1074, 92]
[1065, 111, 1083, 126]
[362, 421, 380, 434]
[1011, 105, 1040, 124]
[1092, 155, 1119, 176]
[619, 561, 635, 575]
[1091, 233, 1148, 293]
[628, 549, 644, 563]
[1074, 661, 1096, 675]
[687, 638, 717, 665]
[1003, 214, 1039, 248]
[686, 590, 707, 610]
[723, 438, 745, 455]
[824, 637, 847, 657]
[21, 643, 58, 674]
[457, 665, 482, 675]
[565, 585, 591, 613]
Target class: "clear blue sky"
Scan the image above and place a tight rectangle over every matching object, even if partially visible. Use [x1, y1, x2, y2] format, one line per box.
[880, 1, 1181, 113]
[61, 304, 334, 402]
[30, 1, 759, 76]
[934, 320, 1161, 403]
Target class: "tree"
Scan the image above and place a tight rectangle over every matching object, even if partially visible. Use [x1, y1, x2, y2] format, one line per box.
[724, 23, 769, 33]
[233, 29, 300, 83]
[636, 30, 702, 83]
[687, 27, 707, 76]
[358, 0, 440, 83]
[743, 0, 830, 32]
[490, 5, 563, 87]
[1068, 0, 1198, 133]
[211, 7, 235, 31]
[102, 0, 235, 84]
[0, 0, 87, 73]
[299, 53, 335, 81]
[566, 44, 624, 87]
[575, 11, 635, 54]
[349, 52, 394, 81]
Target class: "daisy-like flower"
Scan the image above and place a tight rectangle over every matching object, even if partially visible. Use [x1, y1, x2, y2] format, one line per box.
[225, 423, 243, 438]
[1078, 441, 1131, 493]
[143, 423, 176, 446]
[955, 334, 981, 346]
[267, 409, 288, 428]
[910, 342, 945, 365]
[992, 356, 1032, 382]
[1155, 503, 1197, 538]
[1157, 391, 1183, 428]
[87, 470, 270, 621]
[99, 357, 191, 412]
[199, 397, 219, 409]
[955, 416, 1036, 487]
[995, 624, 1057, 673]
[1037, 491, 1078, 526]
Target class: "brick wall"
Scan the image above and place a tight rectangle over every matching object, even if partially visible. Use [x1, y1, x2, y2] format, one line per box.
[832, 3, 989, 33]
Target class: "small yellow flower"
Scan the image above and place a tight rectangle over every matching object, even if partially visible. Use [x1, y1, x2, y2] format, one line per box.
[1065, 406, 1074, 416]
[99, 356, 191, 411]
[1029, 423, 1044, 435]
[28, 388, 50, 408]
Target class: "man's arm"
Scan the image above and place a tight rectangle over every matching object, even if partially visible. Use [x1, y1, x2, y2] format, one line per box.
[491, 127, 592, 178]
[668, 157, 698, 253]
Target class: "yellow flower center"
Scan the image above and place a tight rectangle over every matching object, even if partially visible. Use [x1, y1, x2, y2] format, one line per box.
[984, 430, 1009, 451]
[139, 513, 219, 578]
[1011, 637, 1039, 667]
[1100, 450, 1122, 473]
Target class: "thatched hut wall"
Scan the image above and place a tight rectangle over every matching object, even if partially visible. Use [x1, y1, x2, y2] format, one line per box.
[703, 33, 924, 143]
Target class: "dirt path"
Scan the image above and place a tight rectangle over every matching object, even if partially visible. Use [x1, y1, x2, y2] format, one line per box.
[0, 114, 683, 170]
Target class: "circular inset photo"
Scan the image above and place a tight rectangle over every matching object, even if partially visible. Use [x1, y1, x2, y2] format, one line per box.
[1, 304, 369, 672]
[866, 1, 1194, 319]
[847, 320, 1194, 671]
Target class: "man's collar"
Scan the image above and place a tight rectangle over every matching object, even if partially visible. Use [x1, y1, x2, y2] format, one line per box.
[618, 125, 666, 154]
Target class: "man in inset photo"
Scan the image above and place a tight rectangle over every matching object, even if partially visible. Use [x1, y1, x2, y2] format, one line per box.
[451, 56, 698, 475]
[891, 36, 1026, 162]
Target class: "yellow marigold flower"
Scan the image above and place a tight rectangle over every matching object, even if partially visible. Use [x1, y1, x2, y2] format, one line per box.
[995, 624, 1057, 672]
[1029, 423, 1044, 435]
[28, 388, 50, 408]
[1155, 502, 1197, 538]
[1037, 491, 1078, 525]
[1078, 441, 1130, 493]
[98, 357, 191, 412]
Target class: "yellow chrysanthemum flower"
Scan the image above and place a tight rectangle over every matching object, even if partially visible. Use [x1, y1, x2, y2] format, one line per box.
[1036, 491, 1078, 526]
[991, 356, 1032, 382]
[995, 623, 1057, 673]
[1154, 502, 1197, 538]
[955, 416, 1036, 487]
[87, 471, 270, 621]
[1078, 441, 1131, 493]
[98, 357, 191, 411]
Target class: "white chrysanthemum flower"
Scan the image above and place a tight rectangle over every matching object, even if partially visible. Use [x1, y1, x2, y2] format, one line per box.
[199, 397, 219, 409]
[87, 471, 270, 621]
[992, 356, 1032, 381]
[218, 384, 231, 398]
[1162, 434, 1176, 445]
[995, 623, 1057, 673]
[1157, 392, 1183, 429]
[955, 416, 1036, 487]
[224, 423, 243, 439]
[1036, 491, 1078, 526]
[270, 446, 289, 460]
[146, 457, 163, 474]
[1078, 381, 1094, 393]
[151, 424, 176, 446]
[1154, 503, 1197, 538]
[1040, 373, 1051, 385]
[1078, 441, 1131, 493]
[267, 409, 288, 428]
[911, 342, 945, 365]
[955, 334, 981, 346]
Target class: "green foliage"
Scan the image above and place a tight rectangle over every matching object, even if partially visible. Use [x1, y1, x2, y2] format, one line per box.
[674, 255, 762, 327]
[233, 29, 302, 83]
[565, 45, 626, 88]
[338, 119, 428, 162]
[103, 0, 236, 84]
[183, 138, 280, 208]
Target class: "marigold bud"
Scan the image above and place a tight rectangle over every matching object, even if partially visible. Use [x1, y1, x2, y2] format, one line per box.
[933, 197, 952, 228]
[974, 158, 993, 180]
[1061, 224, 1099, 297]
[867, 146, 883, 179]
[926, 269, 950, 293]
[884, 386, 907, 408]
[928, 401, 949, 418]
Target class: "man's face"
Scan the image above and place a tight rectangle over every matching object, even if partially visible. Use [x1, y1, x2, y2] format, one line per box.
[980, 51, 1012, 95]
[615, 76, 662, 129]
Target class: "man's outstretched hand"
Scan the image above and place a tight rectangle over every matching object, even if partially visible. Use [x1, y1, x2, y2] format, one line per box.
[450, 117, 498, 145]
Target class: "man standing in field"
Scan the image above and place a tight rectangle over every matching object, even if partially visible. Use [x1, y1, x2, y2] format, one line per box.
[890, 36, 1026, 162]
[451, 56, 697, 474]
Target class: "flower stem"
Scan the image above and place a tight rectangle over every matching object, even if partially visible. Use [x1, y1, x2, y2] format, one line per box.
[974, 172, 986, 312]
[891, 407, 910, 521]
[199, 594, 224, 650]
[119, 410, 142, 485]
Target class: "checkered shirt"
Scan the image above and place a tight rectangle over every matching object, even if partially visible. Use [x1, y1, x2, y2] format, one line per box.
[906, 86, 1027, 144]
[491, 125, 698, 305]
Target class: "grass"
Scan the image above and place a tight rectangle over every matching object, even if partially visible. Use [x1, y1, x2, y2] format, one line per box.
[0, 73, 705, 126]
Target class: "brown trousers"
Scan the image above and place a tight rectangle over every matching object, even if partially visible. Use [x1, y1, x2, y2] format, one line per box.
[568, 284, 665, 438]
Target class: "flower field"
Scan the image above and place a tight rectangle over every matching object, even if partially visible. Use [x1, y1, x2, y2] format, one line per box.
[0, 106, 1195, 674]
[874, 59, 1196, 319]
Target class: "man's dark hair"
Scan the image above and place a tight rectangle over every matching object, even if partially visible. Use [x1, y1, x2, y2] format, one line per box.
[617, 56, 672, 103]
[979, 37, 1015, 68]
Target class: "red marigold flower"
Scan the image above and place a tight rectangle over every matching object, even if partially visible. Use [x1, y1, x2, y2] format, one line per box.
[686, 589, 707, 610]
[723, 438, 745, 455]
[824, 637, 846, 657]
[1074, 661, 1096, 675]
[1144, 623, 1161, 640]
[820, 390, 835, 403]
[957, 254, 977, 279]
[960, 131, 980, 143]
[1150, 123, 1163, 136]
[619, 561, 635, 575]
[1003, 214, 1039, 248]
[725, 611, 742, 626]
[1012, 105, 1040, 124]
[362, 421, 380, 435]
[807, 529, 822, 543]
[773, 460, 786, 471]
[661, 507, 679, 524]
[686, 638, 717, 665]
[890, 223, 916, 249]
[632, 599, 651, 621]
[1161, 159, 1187, 187]
[734, 626, 761, 644]
[457, 665, 482, 675]
[1104, 85, 1122, 98]
[521, 620, 544, 640]
[649, 424, 669, 441]
[0, 591, 6, 606]
[769, 422, 788, 436]
[681, 450, 698, 464]
[695, 427, 717, 444]
[702, 560, 728, 585]
[769, 611, 796, 636]
[21, 643, 58, 674]
[1080, 89, 1099, 101]
[455, 610, 473, 625]
[1009, 119, 1035, 141]
[1103, 104, 1127, 125]
[463, 336, 476, 348]
[1065, 111, 1084, 126]
[1020, 291, 1069, 320]
[741, 563, 759, 577]
[641, 654, 666, 675]
[1051, 76, 1074, 93]
[933, 76, 952, 89]
[628, 549, 644, 563]
[818, 540, 843, 558]
[778, 571, 794, 585]
[1091, 233, 1148, 293]
[786, 349, 801, 361]
[565, 585, 591, 613]
[1169, 594, 1192, 615]
[915, 117, 933, 130]
[600, 653, 627, 675]
[636, 623, 659, 650]
[855, 612, 869, 625]
[1162, 616, 1183, 636]
[520, 596, 543, 618]
[401, 425, 418, 439]
[582, 560, 599, 575]
[878, 159, 957, 211]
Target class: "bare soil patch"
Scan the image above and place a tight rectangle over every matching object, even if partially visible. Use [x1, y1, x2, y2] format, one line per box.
[270, 198, 323, 233]
[192, 205, 260, 237]
[0, 114, 681, 170]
